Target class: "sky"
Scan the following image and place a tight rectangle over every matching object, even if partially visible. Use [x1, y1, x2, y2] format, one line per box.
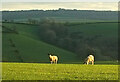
[2, 2, 118, 11]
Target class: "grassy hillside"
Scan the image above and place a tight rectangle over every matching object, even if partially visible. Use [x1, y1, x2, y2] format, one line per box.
[36, 21, 118, 61]
[2, 23, 79, 63]
[2, 22, 118, 63]
[2, 63, 118, 80]
[68, 23, 118, 37]
[67, 23, 118, 61]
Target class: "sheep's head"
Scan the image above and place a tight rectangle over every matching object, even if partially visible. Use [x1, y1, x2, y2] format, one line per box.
[48, 53, 52, 56]
[83, 61, 87, 64]
[83, 58, 88, 64]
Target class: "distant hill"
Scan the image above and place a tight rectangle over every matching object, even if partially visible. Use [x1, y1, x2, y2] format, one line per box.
[2, 9, 118, 23]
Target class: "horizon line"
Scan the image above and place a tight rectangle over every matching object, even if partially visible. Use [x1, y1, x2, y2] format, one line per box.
[1, 8, 118, 11]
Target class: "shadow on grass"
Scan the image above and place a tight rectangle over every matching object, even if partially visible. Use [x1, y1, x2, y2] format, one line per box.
[2, 61, 119, 65]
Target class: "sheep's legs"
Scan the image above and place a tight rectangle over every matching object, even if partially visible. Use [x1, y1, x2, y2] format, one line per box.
[87, 61, 89, 65]
[92, 61, 94, 65]
[50, 61, 58, 64]
[51, 61, 52, 64]
[56, 61, 57, 64]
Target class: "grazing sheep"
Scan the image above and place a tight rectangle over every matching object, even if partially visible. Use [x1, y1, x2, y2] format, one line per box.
[48, 53, 58, 64]
[84, 55, 94, 65]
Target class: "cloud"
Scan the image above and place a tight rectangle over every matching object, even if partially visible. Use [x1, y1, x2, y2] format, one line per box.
[2, 2, 118, 11]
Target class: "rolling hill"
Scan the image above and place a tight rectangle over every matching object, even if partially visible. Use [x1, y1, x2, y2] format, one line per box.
[2, 21, 118, 63]
[2, 22, 79, 63]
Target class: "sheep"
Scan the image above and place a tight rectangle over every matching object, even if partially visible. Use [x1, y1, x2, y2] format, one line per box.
[48, 53, 58, 64]
[83, 55, 94, 65]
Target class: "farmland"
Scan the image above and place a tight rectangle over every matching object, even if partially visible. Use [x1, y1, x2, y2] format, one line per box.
[1, 9, 119, 81]
[2, 22, 118, 81]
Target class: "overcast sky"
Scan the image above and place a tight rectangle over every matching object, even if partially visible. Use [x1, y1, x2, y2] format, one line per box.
[2, 2, 118, 11]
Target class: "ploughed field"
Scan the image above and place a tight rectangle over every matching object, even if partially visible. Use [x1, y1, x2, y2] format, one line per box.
[2, 63, 118, 80]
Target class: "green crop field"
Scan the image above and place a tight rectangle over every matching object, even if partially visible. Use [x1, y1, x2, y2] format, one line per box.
[2, 63, 118, 80]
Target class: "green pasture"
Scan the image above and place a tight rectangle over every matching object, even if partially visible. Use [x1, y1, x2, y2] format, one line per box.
[2, 63, 118, 80]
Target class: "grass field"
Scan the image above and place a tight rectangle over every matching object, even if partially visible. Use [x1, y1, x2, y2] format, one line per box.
[2, 62, 118, 80]
[68, 22, 118, 37]
[7, 16, 118, 23]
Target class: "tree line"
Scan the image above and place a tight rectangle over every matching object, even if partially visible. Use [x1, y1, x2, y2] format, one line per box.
[37, 19, 118, 61]
[2, 9, 117, 22]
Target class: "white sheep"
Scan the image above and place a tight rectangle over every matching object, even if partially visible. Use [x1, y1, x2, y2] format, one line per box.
[48, 53, 58, 64]
[84, 55, 94, 65]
